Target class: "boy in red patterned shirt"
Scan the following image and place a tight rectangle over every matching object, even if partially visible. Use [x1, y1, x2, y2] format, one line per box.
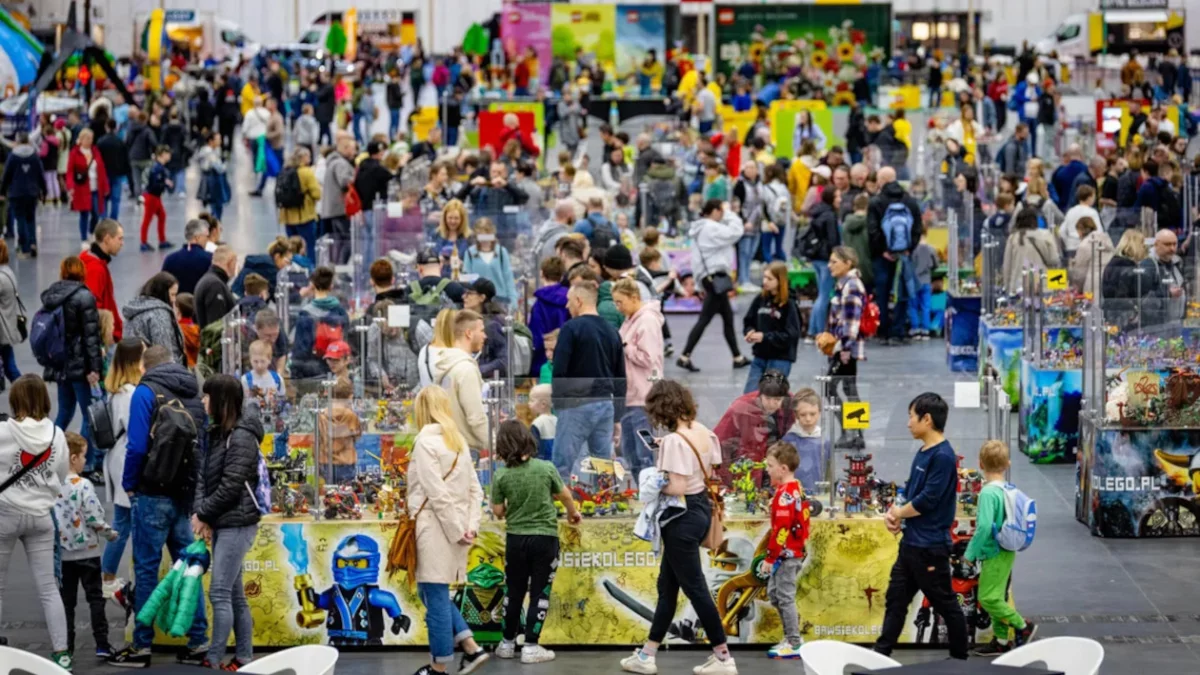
[760, 442, 812, 659]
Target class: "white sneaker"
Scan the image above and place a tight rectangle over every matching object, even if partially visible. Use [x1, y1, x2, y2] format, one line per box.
[520, 645, 555, 664]
[102, 577, 125, 599]
[494, 640, 516, 659]
[693, 655, 738, 675]
[767, 642, 802, 660]
[620, 650, 658, 674]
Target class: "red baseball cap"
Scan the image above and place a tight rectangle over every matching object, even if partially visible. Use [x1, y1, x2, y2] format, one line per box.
[324, 341, 351, 360]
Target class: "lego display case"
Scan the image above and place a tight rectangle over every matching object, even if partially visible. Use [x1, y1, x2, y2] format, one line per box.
[945, 209, 982, 372]
[976, 229, 1022, 407]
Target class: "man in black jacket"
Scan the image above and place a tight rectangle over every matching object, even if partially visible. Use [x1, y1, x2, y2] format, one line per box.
[865, 115, 909, 178]
[195, 245, 238, 327]
[314, 73, 336, 146]
[355, 141, 393, 211]
[455, 161, 528, 220]
[386, 74, 404, 139]
[867, 167, 923, 344]
[96, 119, 130, 218]
[125, 111, 158, 199]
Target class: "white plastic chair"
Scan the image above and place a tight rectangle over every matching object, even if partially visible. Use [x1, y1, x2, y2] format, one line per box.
[0, 646, 71, 675]
[994, 636, 1104, 675]
[799, 641, 902, 675]
[237, 645, 340, 675]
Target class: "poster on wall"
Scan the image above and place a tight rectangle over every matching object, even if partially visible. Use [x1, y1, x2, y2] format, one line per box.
[712, 3, 892, 78]
[501, 3, 552, 84]
[615, 5, 667, 80]
[551, 4, 616, 66]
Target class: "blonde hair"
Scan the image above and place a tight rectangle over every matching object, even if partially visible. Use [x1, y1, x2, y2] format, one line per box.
[414, 386, 467, 454]
[979, 440, 1010, 473]
[249, 339, 273, 361]
[473, 217, 496, 235]
[1026, 174, 1049, 200]
[106, 338, 145, 394]
[97, 309, 115, 347]
[431, 308, 457, 348]
[1115, 228, 1149, 262]
[438, 199, 472, 240]
[611, 277, 641, 300]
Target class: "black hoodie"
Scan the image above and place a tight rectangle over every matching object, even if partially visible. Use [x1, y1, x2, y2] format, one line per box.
[867, 181, 923, 258]
[196, 413, 265, 530]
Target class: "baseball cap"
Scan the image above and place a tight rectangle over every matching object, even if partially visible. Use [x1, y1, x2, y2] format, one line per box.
[603, 244, 634, 271]
[465, 278, 496, 302]
[813, 165, 833, 180]
[324, 341, 351, 360]
[416, 249, 440, 266]
[367, 140, 388, 155]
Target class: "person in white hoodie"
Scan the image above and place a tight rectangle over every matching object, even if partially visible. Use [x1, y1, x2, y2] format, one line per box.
[100, 338, 144, 601]
[430, 310, 491, 450]
[418, 308, 457, 389]
[678, 199, 750, 372]
[1059, 184, 1102, 258]
[0, 375, 71, 669]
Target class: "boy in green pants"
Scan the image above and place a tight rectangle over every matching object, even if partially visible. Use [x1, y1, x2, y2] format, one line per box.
[966, 440, 1037, 656]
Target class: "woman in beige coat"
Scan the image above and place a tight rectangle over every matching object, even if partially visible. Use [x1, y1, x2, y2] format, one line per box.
[1068, 216, 1113, 297]
[408, 385, 488, 675]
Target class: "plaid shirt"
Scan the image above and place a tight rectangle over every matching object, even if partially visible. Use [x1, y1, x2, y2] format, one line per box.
[828, 269, 867, 361]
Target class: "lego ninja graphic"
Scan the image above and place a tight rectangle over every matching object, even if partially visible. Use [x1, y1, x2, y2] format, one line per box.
[283, 526, 411, 646]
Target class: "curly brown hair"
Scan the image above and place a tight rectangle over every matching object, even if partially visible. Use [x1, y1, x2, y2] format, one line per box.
[645, 380, 697, 431]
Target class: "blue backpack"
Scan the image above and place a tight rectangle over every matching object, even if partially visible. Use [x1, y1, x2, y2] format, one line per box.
[882, 202, 913, 252]
[994, 483, 1037, 552]
[30, 288, 80, 368]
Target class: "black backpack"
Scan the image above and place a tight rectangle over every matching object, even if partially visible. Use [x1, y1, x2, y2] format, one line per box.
[588, 217, 618, 250]
[1157, 184, 1182, 232]
[139, 383, 199, 493]
[275, 167, 305, 209]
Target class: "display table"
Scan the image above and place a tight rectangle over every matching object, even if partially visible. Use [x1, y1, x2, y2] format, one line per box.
[978, 317, 1022, 408]
[1077, 417, 1200, 538]
[945, 292, 981, 372]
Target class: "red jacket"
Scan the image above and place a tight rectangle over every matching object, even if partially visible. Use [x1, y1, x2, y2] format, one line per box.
[765, 480, 811, 565]
[65, 146, 110, 212]
[713, 391, 795, 485]
[497, 125, 540, 158]
[80, 247, 121, 340]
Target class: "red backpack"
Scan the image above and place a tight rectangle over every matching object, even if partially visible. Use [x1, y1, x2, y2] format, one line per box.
[314, 322, 344, 357]
[860, 295, 881, 338]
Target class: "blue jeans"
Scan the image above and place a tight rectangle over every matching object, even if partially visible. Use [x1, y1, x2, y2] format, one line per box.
[100, 504, 131, 575]
[699, 120, 714, 134]
[77, 192, 101, 241]
[208, 201, 224, 221]
[207, 525, 257, 664]
[55, 379, 98, 472]
[0, 344, 20, 383]
[107, 176, 125, 218]
[618, 407, 654, 480]
[809, 259, 833, 336]
[353, 112, 373, 143]
[445, 126, 459, 147]
[389, 107, 402, 138]
[174, 169, 187, 195]
[761, 229, 786, 262]
[131, 495, 209, 650]
[418, 583, 472, 664]
[552, 400, 614, 479]
[908, 282, 933, 333]
[899, 257, 918, 335]
[736, 234, 758, 286]
[744, 358, 793, 394]
[286, 221, 317, 266]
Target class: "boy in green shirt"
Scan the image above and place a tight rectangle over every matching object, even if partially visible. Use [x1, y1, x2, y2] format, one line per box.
[492, 421, 581, 664]
[966, 441, 1037, 656]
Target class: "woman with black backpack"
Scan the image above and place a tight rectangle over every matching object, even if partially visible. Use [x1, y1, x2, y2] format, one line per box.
[193, 374, 263, 670]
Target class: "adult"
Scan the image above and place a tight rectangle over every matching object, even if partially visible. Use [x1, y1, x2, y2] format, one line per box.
[0, 131, 46, 257]
[620, 379, 737, 675]
[0, 242, 19, 388]
[1049, 144, 1087, 212]
[826, 247, 868, 447]
[1001, 207, 1061, 294]
[434, 200, 472, 262]
[0, 375, 71, 668]
[413, 249, 466, 305]
[600, 147, 630, 196]
[456, 161, 529, 216]
[80, 218, 124, 340]
[195, 375, 263, 670]
[125, 110, 157, 198]
[838, 164, 868, 220]
[420, 162, 455, 237]
[430, 310, 490, 449]
[42, 256, 103, 473]
[162, 219, 213, 294]
[108, 346, 209, 668]
[66, 128, 110, 243]
[1067, 156, 1106, 210]
[557, 89, 585, 159]
[1059, 185, 1102, 257]
[1068, 217, 1113, 297]
[732, 162, 764, 292]
[612, 277, 664, 478]
[693, 75, 718, 134]
[96, 118, 130, 218]
[195, 131, 230, 220]
[215, 76, 240, 157]
[101, 338, 144, 596]
[409, 386, 488, 675]
[460, 279, 509, 380]
[633, 133, 666, 185]
[277, 147, 321, 260]
[678, 200, 749, 372]
[866, 167, 922, 344]
[551, 277, 626, 479]
[573, 197, 617, 251]
[321, 135, 357, 263]
[1134, 160, 1178, 233]
[314, 73, 336, 146]
[805, 188, 841, 339]
[355, 140, 393, 212]
[496, 113, 540, 160]
[195, 245, 238, 327]
[1102, 229, 1149, 330]
[1140, 229, 1186, 329]
[996, 123, 1031, 175]
[533, 202, 574, 268]
[741, 261, 801, 392]
[123, 272, 186, 366]
[250, 98, 285, 197]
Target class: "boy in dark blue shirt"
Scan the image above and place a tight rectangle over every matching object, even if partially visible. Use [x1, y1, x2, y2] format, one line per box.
[874, 392, 968, 660]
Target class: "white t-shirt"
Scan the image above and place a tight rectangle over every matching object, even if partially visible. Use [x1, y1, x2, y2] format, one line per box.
[87, 153, 98, 190]
[243, 369, 285, 398]
[1060, 204, 1101, 253]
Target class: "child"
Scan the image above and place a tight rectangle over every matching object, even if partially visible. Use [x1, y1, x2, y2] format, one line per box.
[243, 339, 286, 402]
[966, 441, 1037, 656]
[317, 378, 361, 483]
[781, 388, 826, 492]
[491, 421, 580, 663]
[761, 442, 812, 660]
[910, 177, 932, 214]
[529, 384, 556, 461]
[614, 210, 638, 252]
[55, 431, 119, 658]
[908, 234, 938, 340]
[539, 329, 558, 384]
[323, 339, 353, 386]
[175, 292, 200, 368]
[97, 309, 116, 377]
[139, 145, 174, 252]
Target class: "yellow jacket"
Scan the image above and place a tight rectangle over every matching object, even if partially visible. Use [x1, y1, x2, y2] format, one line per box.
[240, 83, 259, 117]
[278, 165, 322, 226]
[893, 118, 912, 149]
[787, 157, 814, 214]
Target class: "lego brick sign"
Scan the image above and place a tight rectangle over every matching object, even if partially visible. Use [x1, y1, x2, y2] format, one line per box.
[843, 402, 870, 430]
[1046, 269, 1068, 291]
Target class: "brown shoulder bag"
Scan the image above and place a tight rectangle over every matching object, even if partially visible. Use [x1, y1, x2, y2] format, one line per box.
[677, 432, 726, 550]
[387, 450, 461, 589]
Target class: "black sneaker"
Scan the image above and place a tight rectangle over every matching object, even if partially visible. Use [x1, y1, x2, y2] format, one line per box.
[732, 356, 751, 369]
[412, 667, 436, 675]
[107, 646, 151, 668]
[1015, 621, 1038, 646]
[458, 649, 490, 675]
[178, 645, 211, 665]
[971, 640, 1011, 657]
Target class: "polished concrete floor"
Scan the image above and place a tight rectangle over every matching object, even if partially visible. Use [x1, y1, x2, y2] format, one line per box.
[0, 125, 1196, 675]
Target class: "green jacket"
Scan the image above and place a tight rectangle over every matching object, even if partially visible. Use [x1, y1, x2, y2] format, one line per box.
[841, 213, 874, 289]
[965, 481, 1006, 562]
[597, 281, 625, 330]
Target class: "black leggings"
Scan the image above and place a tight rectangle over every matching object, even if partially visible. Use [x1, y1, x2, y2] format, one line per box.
[683, 278, 740, 358]
[648, 495, 726, 646]
[826, 355, 859, 431]
[503, 534, 559, 645]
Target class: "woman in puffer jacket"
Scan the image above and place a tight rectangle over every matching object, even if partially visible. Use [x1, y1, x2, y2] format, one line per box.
[122, 272, 186, 366]
[41, 256, 103, 473]
[193, 374, 263, 670]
